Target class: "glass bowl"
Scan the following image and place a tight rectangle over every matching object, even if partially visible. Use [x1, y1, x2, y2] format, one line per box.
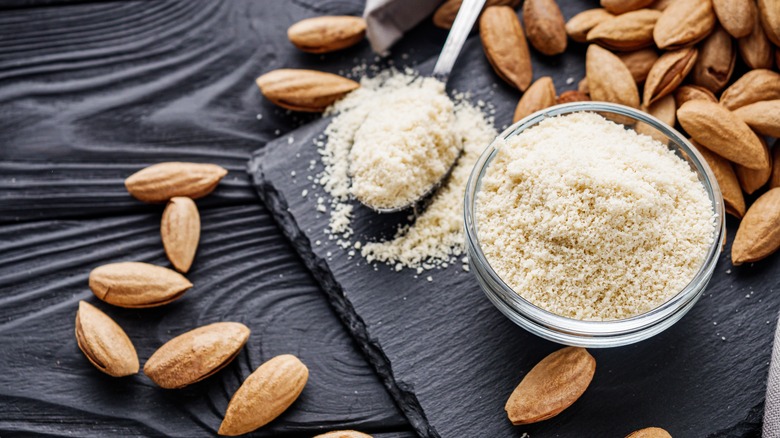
[463, 102, 725, 348]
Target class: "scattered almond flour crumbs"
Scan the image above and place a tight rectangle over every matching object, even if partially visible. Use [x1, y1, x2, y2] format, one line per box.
[476, 112, 716, 321]
[313, 69, 497, 271]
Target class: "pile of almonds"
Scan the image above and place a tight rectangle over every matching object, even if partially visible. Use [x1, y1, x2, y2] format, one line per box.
[75, 162, 365, 436]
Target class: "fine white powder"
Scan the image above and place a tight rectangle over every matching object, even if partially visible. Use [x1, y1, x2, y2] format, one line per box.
[476, 112, 715, 321]
[316, 69, 497, 269]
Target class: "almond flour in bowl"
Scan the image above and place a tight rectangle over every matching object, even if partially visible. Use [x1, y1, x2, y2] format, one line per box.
[464, 103, 724, 347]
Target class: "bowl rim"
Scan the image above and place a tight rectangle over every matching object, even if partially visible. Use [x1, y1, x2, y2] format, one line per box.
[463, 102, 725, 336]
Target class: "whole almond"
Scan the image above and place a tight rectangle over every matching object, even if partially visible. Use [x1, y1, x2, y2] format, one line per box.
[255, 69, 359, 112]
[433, 0, 520, 29]
[650, 0, 674, 11]
[161, 197, 200, 273]
[144, 322, 250, 389]
[772, 142, 780, 189]
[735, 138, 772, 195]
[733, 100, 780, 137]
[738, 8, 775, 69]
[601, 0, 655, 14]
[643, 47, 698, 106]
[89, 262, 193, 308]
[219, 354, 309, 436]
[758, 0, 780, 45]
[691, 25, 735, 93]
[566, 8, 614, 43]
[677, 100, 769, 170]
[523, 0, 567, 55]
[287, 16, 366, 54]
[587, 9, 662, 51]
[626, 427, 673, 438]
[314, 432, 373, 438]
[505, 347, 595, 425]
[732, 187, 780, 265]
[75, 301, 139, 377]
[674, 85, 718, 107]
[125, 162, 227, 203]
[694, 142, 746, 218]
[586, 45, 640, 109]
[637, 95, 676, 140]
[578, 77, 589, 95]
[618, 48, 659, 84]
[713, 0, 756, 38]
[480, 6, 533, 91]
[557, 90, 591, 104]
[720, 69, 780, 110]
[513, 77, 557, 123]
[653, 0, 715, 49]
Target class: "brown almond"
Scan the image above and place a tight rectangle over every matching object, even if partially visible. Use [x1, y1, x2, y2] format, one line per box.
[586, 45, 640, 109]
[650, 0, 674, 11]
[601, 0, 655, 14]
[732, 187, 780, 265]
[314, 432, 373, 438]
[513, 77, 557, 123]
[758, 0, 780, 45]
[733, 100, 780, 137]
[691, 25, 735, 93]
[578, 77, 589, 95]
[219, 354, 309, 436]
[772, 142, 780, 189]
[75, 301, 139, 377]
[738, 8, 775, 69]
[735, 137, 772, 195]
[144, 322, 250, 389]
[587, 9, 662, 51]
[161, 197, 200, 273]
[653, 0, 715, 49]
[480, 6, 533, 91]
[626, 427, 673, 438]
[523, 0, 567, 55]
[433, 0, 520, 29]
[637, 95, 676, 141]
[674, 85, 717, 108]
[720, 69, 780, 110]
[566, 8, 614, 43]
[713, 0, 756, 38]
[618, 48, 659, 84]
[677, 100, 769, 170]
[694, 142, 746, 218]
[89, 262, 193, 308]
[125, 162, 227, 203]
[643, 47, 698, 106]
[557, 90, 591, 104]
[505, 347, 595, 425]
[287, 16, 366, 54]
[255, 69, 359, 112]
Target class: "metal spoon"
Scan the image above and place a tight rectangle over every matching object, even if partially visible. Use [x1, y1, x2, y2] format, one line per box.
[354, 0, 488, 214]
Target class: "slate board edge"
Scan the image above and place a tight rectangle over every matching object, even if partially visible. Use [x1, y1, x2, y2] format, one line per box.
[248, 150, 434, 438]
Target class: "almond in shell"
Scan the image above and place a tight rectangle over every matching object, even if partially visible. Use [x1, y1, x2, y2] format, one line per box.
[732, 187, 780, 265]
[677, 100, 769, 170]
[566, 8, 614, 43]
[587, 9, 661, 51]
[144, 322, 250, 389]
[694, 142, 746, 218]
[772, 142, 780, 189]
[314, 432, 373, 438]
[720, 69, 780, 110]
[626, 427, 673, 438]
[637, 94, 676, 140]
[557, 90, 591, 104]
[433, 0, 520, 29]
[513, 76, 557, 123]
[618, 48, 659, 84]
[523, 0, 567, 55]
[219, 354, 309, 436]
[287, 16, 366, 54]
[674, 85, 717, 107]
[758, 0, 780, 45]
[89, 262, 193, 308]
[733, 100, 780, 137]
[643, 47, 698, 106]
[738, 8, 775, 69]
[480, 6, 533, 91]
[161, 197, 200, 273]
[601, 0, 655, 14]
[713, 0, 756, 38]
[125, 162, 227, 203]
[256, 69, 359, 112]
[75, 301, 139, 377]
[735, 137, 772, 195]
[586, 44, 640, 109]
[691, 25, 735, 93]
[653, 0, 715, 49]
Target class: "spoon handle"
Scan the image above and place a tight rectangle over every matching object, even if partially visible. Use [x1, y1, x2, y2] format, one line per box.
[432, 0, 488, 84]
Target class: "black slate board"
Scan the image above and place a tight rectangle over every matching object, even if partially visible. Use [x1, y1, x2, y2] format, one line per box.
[251, 4, 780, 437]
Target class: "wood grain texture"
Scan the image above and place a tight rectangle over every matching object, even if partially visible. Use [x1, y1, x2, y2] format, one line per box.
[0, 204, 409, 436]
